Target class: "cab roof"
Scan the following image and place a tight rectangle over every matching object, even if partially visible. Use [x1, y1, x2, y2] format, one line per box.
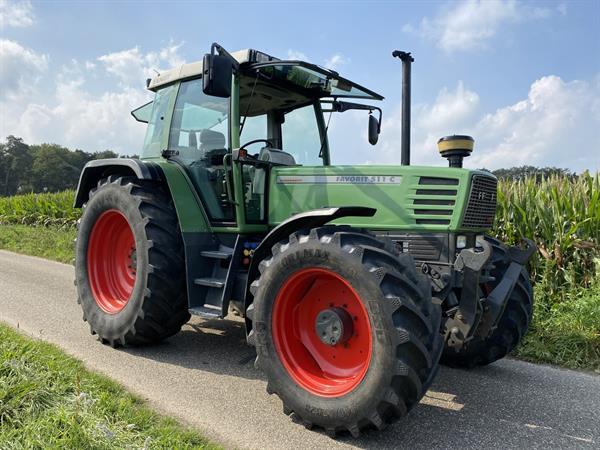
[147, 48, 383, 101]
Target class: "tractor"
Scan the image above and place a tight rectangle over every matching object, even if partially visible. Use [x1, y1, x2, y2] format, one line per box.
[73, 43, 535, 437]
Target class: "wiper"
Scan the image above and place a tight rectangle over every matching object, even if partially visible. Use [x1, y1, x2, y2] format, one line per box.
[240, 73, 259, 135]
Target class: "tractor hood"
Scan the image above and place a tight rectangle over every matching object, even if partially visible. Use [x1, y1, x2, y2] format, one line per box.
[268, 165, 497, 233]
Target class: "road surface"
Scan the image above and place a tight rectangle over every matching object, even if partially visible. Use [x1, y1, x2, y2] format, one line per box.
[0, 250, 598, 449]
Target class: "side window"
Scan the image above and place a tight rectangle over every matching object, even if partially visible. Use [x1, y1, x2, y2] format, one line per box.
[169, 78, 234, 222]
[141, 85, 176, 158]
[282, 104, 324, 166]
[169, 79, 229, 162]
[239, 114, 268, 223]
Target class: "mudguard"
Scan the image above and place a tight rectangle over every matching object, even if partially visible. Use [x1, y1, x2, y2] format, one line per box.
[73, 159, 163, 207]
[243, 206, 376, 331]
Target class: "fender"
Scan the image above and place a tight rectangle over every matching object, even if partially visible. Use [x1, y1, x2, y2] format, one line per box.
[243, 206, 376, 333]
[73, 159, 163, 207]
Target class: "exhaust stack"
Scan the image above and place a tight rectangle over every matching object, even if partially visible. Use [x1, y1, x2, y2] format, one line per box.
[392, 50, 413, 166]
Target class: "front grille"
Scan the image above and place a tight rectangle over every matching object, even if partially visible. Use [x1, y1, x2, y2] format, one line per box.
[462, 175, 498, 228]
[378, 233, 449, 262]
[412, 176, 458, 226]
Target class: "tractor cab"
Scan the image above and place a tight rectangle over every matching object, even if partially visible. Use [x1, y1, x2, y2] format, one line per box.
[132, 47, 384, 230]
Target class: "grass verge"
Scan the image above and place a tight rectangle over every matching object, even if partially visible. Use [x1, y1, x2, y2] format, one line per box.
[0, 224, 75, 264]
[514, 278, 600, 372]
[0, 323, 219, 449]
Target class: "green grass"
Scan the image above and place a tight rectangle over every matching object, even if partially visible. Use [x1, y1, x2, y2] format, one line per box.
[514, 274, 600, 371]
[0, 323, 219, 449]
[0, 224, 76, 264]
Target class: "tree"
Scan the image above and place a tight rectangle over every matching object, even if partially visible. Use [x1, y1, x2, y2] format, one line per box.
[491, 166, 576, 181]
[30, 144, 86, 192]
[0, 136, 33, 195]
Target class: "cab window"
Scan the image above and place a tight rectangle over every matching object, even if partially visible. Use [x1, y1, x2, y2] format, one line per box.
[282, 104, 324, 166]
[141, 84, 176, 158]
[169, 78, 234, 222]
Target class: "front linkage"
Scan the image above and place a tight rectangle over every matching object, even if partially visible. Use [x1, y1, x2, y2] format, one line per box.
[443, 238, 536, 350]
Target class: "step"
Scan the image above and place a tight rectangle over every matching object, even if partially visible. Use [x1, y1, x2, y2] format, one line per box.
[200, 249, 233, 260]
[189, 306, 222, 319]
[194, 277, 225, 288]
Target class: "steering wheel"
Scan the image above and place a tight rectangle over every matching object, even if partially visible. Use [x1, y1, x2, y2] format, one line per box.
[239, 139, 273, 157]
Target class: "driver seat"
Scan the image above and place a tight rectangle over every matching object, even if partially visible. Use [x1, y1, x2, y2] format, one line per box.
[256, 147, 296, 166]
[252, 147, 296, 219]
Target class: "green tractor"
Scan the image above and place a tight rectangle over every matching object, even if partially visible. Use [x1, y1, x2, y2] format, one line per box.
[74, 43, 535, 437]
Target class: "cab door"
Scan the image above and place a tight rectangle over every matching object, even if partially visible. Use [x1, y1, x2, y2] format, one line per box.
[168, 77, 236, 226]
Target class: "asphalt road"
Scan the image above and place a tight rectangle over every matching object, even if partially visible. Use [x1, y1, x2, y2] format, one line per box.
[0, 249, 598, 449]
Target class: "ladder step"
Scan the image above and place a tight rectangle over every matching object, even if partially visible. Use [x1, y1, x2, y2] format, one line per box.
[189, 306, 222, 319]
[200, 249, 233, 260]
[194, 277, 225, 288]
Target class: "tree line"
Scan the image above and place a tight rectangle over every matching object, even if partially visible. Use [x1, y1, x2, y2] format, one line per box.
[0, 135, 579, 197]
[0, 136, 138, 196]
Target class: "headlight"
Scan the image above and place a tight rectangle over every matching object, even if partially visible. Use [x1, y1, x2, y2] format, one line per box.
[456, 235, 467, 249]
[476, 235, 484, 248]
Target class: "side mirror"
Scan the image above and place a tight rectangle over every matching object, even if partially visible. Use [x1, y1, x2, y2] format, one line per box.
[368, 114, 380, 145]
[202, 53, 233, 98]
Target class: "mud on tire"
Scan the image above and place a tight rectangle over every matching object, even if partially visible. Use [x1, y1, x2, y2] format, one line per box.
[75, 176, 190, 347]
[441, 236, 533, 368]
[247, 226, 442, 437]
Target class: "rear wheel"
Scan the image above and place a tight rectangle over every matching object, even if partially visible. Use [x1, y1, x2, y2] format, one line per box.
[247, 226, 442, 437]
[75, 176, 190, 347]
[441, 236, 533, 367]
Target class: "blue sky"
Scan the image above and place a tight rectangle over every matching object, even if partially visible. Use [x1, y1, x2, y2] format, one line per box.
[1, 0, 599, 171]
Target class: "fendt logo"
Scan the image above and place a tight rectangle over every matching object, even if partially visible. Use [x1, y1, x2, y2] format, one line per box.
[476, 191, 496, 203]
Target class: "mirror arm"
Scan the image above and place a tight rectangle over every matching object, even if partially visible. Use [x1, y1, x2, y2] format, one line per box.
[331, 100, 382, 128]
[210, 42, 240, 72]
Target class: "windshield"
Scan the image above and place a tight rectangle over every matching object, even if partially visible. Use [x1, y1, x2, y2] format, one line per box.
[248, 61, 383, 101]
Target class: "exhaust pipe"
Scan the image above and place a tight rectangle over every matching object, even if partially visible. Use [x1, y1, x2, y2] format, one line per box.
[392, 50, 413, 166]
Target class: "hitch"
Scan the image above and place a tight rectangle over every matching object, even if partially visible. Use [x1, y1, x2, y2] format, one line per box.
[445, 238, 536, 350]
[475, 238, 536, 338]
[444, 242, 492, 349]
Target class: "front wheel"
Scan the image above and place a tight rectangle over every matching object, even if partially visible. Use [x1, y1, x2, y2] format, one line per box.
[75, 176, 190, 347]
[247, 226, 442, 437]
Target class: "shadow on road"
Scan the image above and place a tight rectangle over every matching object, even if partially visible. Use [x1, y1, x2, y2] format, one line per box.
[122, 317, 597, 449]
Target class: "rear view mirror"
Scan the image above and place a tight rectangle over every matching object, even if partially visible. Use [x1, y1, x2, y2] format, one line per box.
[203, 53, 233, 98]
[368, 114, 380, 145]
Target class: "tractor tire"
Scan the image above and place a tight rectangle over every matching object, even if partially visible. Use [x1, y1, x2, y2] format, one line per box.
[441, 236, 533, 368]
[247, 226, 442, 437]
[74, 176, 190, 347]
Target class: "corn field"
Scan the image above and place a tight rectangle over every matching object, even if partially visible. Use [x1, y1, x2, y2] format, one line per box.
[0, 190, 78, 228]
[493, 173, 599, 301]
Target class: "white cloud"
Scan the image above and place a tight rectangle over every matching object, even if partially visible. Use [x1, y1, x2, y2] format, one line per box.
[368, 82, 480, 167]
[285, 49, 350, 71]
[0, 39, 48, 100]
[13, 81, 150, 153]
[361, 75, 600, 172]
[0, 0, 34, 29]
[405, 0, 555, 52]
[324, 53, 349, 71]
[286, 49, 308, 61]
[469, 75, 600, 171]
[0, 42, 187, 153]
[98, 42, 184, 88]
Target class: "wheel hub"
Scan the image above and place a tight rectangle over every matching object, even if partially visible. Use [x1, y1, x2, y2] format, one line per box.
[272, 267, 372, 397]
[315, 307, 353, 346]
[87, 209, 136, 314]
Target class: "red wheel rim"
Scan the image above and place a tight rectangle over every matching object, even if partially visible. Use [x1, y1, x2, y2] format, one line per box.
[87, 209, 136, 314]
[272, 268, 372, 397]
